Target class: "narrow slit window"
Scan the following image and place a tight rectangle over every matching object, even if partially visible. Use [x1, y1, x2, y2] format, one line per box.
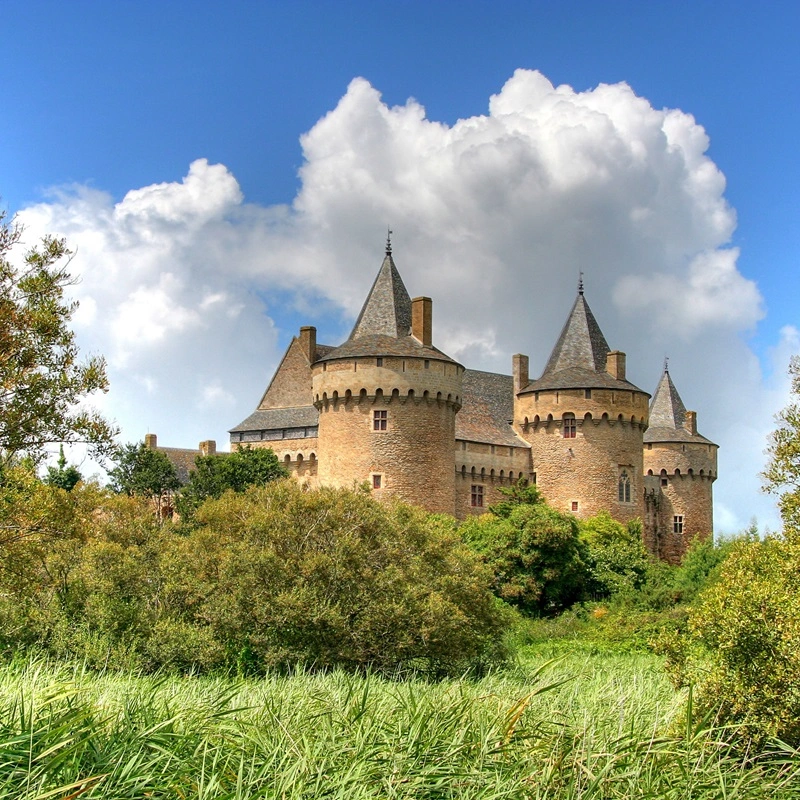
[618, 469, 631, 503]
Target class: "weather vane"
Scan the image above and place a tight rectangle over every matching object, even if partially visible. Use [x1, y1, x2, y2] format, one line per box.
[385, 227, 393, 255]
[664, 355, 669, 373]
[578, 271, 584, 295]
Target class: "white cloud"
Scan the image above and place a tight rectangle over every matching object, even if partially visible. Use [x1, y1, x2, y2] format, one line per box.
[16, 70, 789, 531]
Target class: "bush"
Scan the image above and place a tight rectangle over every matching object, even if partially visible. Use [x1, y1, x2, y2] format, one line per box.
[461, 484, 585, 615]
[674, 535, 800, 745]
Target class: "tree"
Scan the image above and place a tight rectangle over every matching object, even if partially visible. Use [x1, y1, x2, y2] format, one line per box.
[763, 355, 800, 534]
[0, 212, 116, 465]
[461, 481, 585, 614]
[176, 446, 287, 518]
[44, 444, 83, 491]
[108, 441, 181, 521]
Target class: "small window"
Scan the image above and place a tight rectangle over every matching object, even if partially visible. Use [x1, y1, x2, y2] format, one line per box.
[584, 389, 592, 399]
[373, 409, 387, 431]
[571, 501, 579, 512]
[376, 357, 383, 367]
[673, 515, 684, 534]
[618, 469, 631, 503]
[563, 414, 576, 438]
[661, 477, 668, 487]
[372, 474, 382, 490]
[424, 359, 430, 369]
[471, 485, 484, 508]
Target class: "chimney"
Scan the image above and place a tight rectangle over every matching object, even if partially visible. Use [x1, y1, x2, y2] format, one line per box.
[411, 297, 432, 347]
[299, 326, 317, 363]
[199, 440, 216, 456]
[145, 433, 157, 449]
[606, 350, 626, 381]
[684, 411, 697, 435]
[513, 354, 529, 394]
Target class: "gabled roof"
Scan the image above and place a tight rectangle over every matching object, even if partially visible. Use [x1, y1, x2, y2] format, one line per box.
[456, 370, 530, 448]
[523, 289, 644, 393]
[229, 406, 319, 434]
[349, 251, 412, 340]
[644, 369, 715, 445]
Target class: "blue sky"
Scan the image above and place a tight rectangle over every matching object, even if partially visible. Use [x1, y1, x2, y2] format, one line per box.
[2, 1, 798, 531]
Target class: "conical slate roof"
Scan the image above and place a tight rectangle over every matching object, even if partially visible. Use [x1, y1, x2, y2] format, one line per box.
[523, 288, 643, 393]
[317, 244, 458, 365]
[644, 368, 715, 444]
[349, 251, 412, 340]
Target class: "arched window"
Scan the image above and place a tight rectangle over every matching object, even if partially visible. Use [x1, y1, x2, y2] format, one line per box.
[618, 469, 631, 503]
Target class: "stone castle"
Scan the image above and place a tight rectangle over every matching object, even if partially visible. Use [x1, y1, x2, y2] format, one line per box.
[222, 239, 717, 562]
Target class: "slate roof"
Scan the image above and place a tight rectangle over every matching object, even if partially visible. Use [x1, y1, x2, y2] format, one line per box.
[523, 290, 645, 393]
[318, 249, 459, 365]
[456, 369, 530, 448]
[350, 252, 413, 339]
[644, 369, 716, 445]
[230, 406, 319, 433]
[156, 447, 201, 484]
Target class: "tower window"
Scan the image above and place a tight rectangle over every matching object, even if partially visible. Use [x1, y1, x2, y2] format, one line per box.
[371, 473, 383, 489]
[373, 409, 387, 431]
[571, 501, 579, 512]
[563, 414, 576, 438]
[424, 359, 430, 369]
[661, 476, 668, 487]
[673, 515, 684, 534]
[471, 485, 484, 508]
[376, 357, 383, 367]
[584, 389, 592, 399]
[618, 469, 632, 503]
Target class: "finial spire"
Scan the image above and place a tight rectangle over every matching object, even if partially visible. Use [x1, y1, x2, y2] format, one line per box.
[385, 227, 393, 256]
[663, 355, 669, 374]
[578, 271, 584, 295]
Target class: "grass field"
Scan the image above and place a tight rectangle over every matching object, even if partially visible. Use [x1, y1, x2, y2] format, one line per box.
[1, 649, 798, 799]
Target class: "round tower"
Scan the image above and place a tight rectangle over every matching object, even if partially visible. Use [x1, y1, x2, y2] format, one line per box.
[312, 241, 463, 515]
[513, 282, 650, 523]
[642, 365, 717, 562]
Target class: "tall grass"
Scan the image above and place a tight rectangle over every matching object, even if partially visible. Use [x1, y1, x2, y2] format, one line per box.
[0, 651, 797, 799]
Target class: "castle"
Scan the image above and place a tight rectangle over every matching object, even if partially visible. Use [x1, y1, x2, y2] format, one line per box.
[226, 239, 717, 563]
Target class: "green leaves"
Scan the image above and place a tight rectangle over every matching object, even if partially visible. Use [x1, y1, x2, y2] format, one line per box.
[0, 212, 116, 465]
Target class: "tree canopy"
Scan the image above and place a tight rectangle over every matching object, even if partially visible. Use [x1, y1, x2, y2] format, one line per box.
[0, 212, 116, 466]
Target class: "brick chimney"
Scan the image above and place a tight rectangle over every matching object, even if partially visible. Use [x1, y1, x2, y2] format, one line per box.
[145, 433, 157, 449]
[199, 440, 216, 456]
[684, 411, 697, 435]
[513, 354, 529, 394]
[299, 326, 317, 363]
[411, 297, 432, 347]
[606, 350, 626, 381]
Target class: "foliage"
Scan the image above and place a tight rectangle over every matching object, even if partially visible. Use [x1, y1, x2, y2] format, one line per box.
[107, 441, 180, 521]
[674, 535, 800, 746]
[579, 511, 651, 599]
[0, 212, 116, 466]
[2, 653, 799, 798]
[461, 482, 585, 614]
[763, 355, 800, 533]
[43, 444, 82, 491]
[176, 445, 287, 518]
[0, 479, 509, 675]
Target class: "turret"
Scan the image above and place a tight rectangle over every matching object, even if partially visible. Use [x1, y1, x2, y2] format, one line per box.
[312, 237, 463, 514]
[513, 280, 650, 522]
[643, 364, 718, 562]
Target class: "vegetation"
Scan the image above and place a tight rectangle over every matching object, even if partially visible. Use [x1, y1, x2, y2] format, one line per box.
[0, 212, 115, 466]
[2, 652, 799, 800]
[0, 475, 509, 675]
[175, 445, 288, 518]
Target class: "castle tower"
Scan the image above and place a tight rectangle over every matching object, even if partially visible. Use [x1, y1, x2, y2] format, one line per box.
[643, 365, 717, 562]
[513, 281, 650, 522]
[311, 239, 463, 514]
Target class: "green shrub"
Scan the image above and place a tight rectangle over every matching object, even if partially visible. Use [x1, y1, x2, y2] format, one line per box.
[675, 535, 800, 745]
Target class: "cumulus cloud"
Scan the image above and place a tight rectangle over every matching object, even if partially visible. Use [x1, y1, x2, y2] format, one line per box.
[16, 70, 788, 529]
